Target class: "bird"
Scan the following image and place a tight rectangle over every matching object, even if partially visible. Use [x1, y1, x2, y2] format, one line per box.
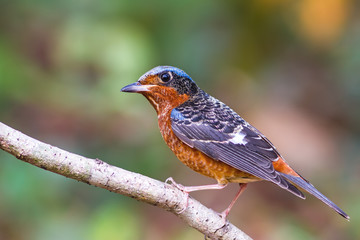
[121, 66, 349, 220]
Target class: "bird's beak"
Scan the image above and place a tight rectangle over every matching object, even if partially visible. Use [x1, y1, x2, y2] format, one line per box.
[121, 82, 153, 93]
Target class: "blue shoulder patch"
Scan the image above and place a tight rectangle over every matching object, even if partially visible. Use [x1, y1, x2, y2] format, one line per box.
[171, 108, 186, 121]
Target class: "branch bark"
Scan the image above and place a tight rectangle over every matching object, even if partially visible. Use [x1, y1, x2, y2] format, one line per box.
[0, 122, 252, 240]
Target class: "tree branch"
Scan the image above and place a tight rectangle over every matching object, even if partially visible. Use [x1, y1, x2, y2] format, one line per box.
[0, 122, 252, 240]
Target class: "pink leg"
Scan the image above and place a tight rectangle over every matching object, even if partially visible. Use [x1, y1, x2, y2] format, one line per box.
[166, 177, 227, 192]
[165, 177, 228, 214]
[220, 183, 248, 220]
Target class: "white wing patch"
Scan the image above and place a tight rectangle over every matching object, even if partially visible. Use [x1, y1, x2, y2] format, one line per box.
[229, 132, 247, 145]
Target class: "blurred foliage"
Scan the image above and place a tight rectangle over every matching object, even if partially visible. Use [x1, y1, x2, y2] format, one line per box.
[0, 0, 359, 239]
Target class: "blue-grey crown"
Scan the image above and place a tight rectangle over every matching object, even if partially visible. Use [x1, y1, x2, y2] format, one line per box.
[138, 66, 193, 82]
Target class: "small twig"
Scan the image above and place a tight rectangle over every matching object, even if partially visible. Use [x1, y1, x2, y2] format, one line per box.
[0, 122, 252, 240]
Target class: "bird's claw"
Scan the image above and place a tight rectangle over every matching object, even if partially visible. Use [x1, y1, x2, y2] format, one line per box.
[165, 177, 190, 214]
[218, 210, 229, 228]
[176, 192, 189, 214]
[165, 177, 185, 190]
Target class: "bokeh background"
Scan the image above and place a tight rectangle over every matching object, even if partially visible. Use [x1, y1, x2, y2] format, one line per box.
[0, 0, 359, 239]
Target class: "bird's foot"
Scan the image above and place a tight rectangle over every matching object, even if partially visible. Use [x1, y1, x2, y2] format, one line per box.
[218, 209, 230, 227]
[165, 177, 190, 214]
[165, 177, 186, 190]
[165, 178, 231, 215]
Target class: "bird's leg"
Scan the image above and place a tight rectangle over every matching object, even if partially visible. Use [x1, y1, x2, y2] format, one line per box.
[166, 177, 228, 192]
[165, 177, 228, 214]
[219, 183, 248, 220]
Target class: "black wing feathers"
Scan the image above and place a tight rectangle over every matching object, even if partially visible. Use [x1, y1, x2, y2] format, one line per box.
[171, 92, 305, 199]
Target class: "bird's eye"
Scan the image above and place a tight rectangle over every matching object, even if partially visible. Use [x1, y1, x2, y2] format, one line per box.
[160, 72, 172, 82]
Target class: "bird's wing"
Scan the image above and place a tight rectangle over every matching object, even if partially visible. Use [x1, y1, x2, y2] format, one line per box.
[170, 107, 305, 198]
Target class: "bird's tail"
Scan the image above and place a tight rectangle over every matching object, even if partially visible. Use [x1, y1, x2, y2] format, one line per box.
[280, 173, 350, 220]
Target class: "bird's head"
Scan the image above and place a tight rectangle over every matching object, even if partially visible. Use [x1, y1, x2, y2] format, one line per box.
[121, 66, 199, 113]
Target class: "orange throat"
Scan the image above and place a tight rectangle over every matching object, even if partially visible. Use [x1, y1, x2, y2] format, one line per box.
[142, 86, 190, 115]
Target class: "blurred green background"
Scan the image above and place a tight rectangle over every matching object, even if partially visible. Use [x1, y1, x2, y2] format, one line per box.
[0, 0, 359, 239]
